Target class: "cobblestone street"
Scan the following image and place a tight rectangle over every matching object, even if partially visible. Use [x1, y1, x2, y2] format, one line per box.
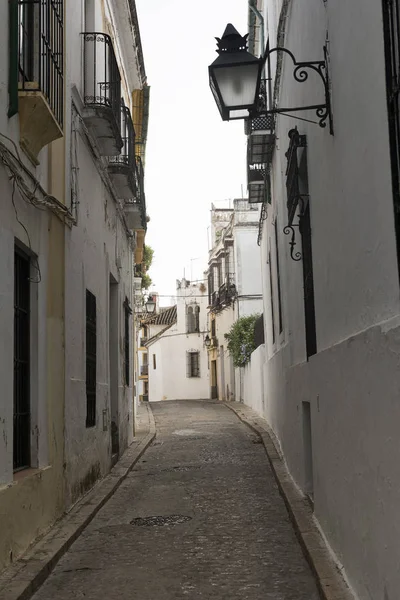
[32, 401, 320, 600]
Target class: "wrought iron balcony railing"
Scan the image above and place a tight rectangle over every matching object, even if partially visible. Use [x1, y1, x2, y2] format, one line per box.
[82, 32, 122, 155]
[18, 0, 64, 128]
[246, 81, 275, 167]
[108, 103, 137, 198]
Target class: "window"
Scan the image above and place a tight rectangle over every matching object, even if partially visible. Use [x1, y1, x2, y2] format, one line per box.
[187, 304, 200, 333]
[383, 0, 400, 273]
[86, 290, 97, 427]
[211, 318, 216, 337]
[187, 351, 200, 378]
[14, 248, 31, 471]
[285, 129, 316, 359]
[16, 0, 64, 127]
[274, 219, 283, 334]
[300, 203, 317, 358]
[124, 299, 130, 386]
[153, 354, 156, 369]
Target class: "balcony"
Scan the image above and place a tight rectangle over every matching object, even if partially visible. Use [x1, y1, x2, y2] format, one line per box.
[246, 113, 275, 166]
[248, 164, 266, 204]
[82, 33, 122, 156]
[108, 103, 137, 199]
[16, 0, 64, 164]
[140, 365, 148, 376]
[123, 156, 147, 232]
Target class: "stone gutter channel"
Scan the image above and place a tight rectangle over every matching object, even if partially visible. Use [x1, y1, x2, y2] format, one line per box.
[224, 401, 355, 600]
[0, 403, 156, 600]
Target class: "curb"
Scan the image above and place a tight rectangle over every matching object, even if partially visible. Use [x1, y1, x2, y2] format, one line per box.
[224, 402, 354, 600]
[0, 403, 156, 600]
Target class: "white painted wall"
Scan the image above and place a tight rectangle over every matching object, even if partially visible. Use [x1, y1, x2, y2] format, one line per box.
[254, 2, 400, 599]
[0, 0, 66, 569]
[242, 344, 265, 417]
[148, 280, 209, 401]
[63, 0, 141, 505]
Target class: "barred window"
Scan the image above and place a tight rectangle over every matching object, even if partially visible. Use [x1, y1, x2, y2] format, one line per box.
[17, 0, 64, 127]
[186, 351, 200, 378]
[187, 304, 200, 333]
[14, 247, 31, 471]
[86, 290, 97, 427]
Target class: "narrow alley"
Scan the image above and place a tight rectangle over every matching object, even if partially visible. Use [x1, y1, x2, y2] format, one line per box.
[32, 401, 320, 600]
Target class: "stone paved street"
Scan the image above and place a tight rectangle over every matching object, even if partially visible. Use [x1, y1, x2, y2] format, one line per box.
[32, 400, 320, 600]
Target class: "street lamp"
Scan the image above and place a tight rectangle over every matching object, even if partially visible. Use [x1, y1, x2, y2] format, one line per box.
[145, 296, 156, 314]
[204, 334, 211, 349]
[208, 24, 263, 122]
[208, 24, 333, 133]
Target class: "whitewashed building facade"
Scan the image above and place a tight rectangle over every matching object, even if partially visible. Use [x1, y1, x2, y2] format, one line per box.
[238, 1, 400, 599]
[147, 279, 209, 402]
[0, 0, 149, 570]
[207, 200, 263, 402]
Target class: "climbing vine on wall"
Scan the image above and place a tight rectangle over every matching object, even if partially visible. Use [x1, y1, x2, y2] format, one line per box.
[225, 314, 260, 368]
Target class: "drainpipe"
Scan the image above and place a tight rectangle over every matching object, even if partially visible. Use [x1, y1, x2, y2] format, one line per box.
[249, 1, 265, 61]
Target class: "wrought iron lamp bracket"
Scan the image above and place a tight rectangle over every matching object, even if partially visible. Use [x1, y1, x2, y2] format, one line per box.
[256, 46, 333, 134]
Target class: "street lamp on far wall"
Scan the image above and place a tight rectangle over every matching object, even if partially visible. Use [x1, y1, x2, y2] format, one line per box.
[204, 334, 211, 349]
[145, 295, 156, 314]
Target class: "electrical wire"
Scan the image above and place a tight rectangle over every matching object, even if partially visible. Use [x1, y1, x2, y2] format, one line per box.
[10, 177, 41, 283]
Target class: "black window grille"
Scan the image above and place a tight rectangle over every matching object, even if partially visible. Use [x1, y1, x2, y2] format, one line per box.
[86, 290, 96, 427]
[18, 0, 64, 127]
[14, 247, 31, 471]
[124, 299, 130, 386]
[274, 219, 283, 334]
[383, 0, 400, 274]
[268, 251, 276, 345]
[285, 130, 317, 359]
[300, 204, 317, 358]
[187, 352, 200, 378]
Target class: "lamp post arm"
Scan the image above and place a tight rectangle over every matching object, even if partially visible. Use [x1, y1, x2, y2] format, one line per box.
[258, 45, 333, 134]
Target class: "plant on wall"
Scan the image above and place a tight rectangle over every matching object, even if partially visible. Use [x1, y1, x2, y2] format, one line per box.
[225, 314, 260, 367]
[141, 244, 154, 290]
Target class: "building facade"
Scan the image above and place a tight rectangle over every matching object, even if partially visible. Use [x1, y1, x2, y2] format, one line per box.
[207, 200, 263, 402]
[0, 0, 149, 571]
[147, 279, 209, 402]
[239, 1, 400, 598]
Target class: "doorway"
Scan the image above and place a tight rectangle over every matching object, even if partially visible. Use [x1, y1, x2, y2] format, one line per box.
[219, 346, 225, 401]
[211, 360, 218, 399]
[109, 276, 119, 459]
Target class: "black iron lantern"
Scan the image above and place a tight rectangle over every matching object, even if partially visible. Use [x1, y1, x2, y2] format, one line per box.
[208, 24, 263, 121]
[204, 334, 211, 348]
[145, 296, 156, 314]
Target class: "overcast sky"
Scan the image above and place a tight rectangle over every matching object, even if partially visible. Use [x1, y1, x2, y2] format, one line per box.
[136, 0, 248, 305]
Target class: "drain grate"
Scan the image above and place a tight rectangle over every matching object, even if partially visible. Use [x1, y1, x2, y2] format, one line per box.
[131, 515, 192, 527]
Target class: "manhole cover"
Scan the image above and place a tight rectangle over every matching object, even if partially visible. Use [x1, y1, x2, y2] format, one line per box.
[131, 515, 192, 527]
